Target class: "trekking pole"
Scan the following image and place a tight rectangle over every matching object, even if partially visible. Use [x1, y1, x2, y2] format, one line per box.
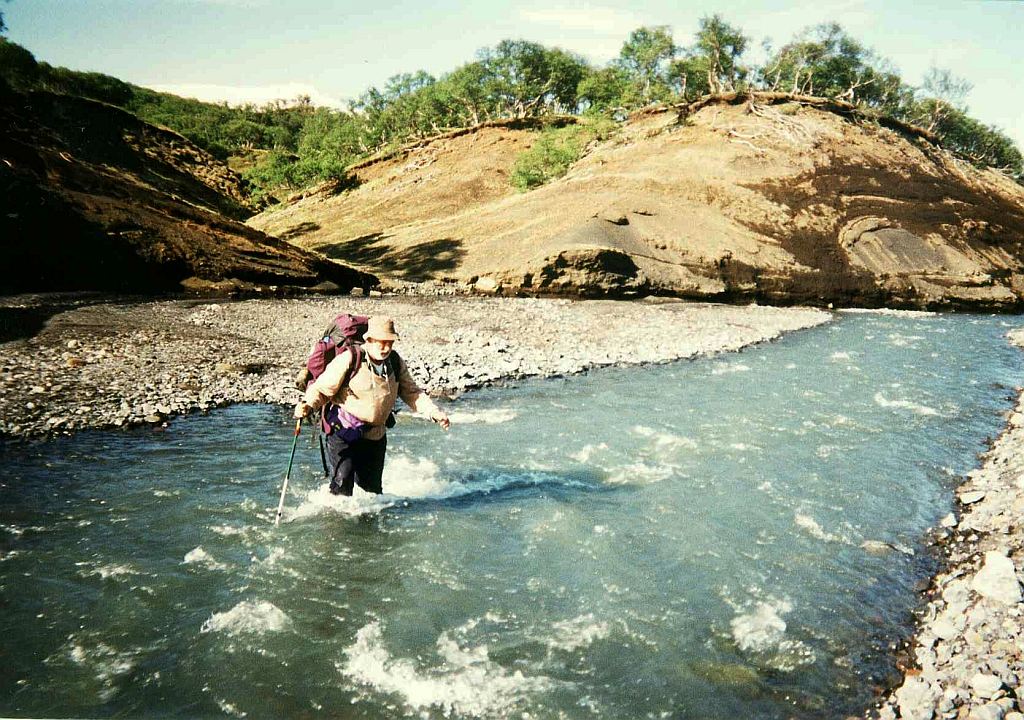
[274, 419, 302, 527]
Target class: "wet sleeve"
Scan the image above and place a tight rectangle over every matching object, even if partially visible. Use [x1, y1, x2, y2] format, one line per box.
[303, 349, 353, 411]
[396, 356, 440, 416]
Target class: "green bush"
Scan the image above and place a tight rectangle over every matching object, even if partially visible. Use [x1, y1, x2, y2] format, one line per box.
[511, 127, 583, 191]
[510, 119, 616, 191]
[0, 38, 40, 91]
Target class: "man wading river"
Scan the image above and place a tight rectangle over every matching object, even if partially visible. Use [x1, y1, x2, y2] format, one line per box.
[294, 316, 450, 496]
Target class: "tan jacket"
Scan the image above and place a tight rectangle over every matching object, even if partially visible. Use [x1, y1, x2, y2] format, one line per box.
[302, 348, 439, 441]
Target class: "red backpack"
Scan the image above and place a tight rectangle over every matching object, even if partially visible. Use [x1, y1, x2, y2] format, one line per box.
[302, 313, 369, 388]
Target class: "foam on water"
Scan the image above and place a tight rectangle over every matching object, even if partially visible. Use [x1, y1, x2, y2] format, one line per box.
[183, 546, 228, 571]
[449, 408, 517, 425]
[839, 308, 938, 318]
[76, 562, 141, 580]
[287, 454, 584, 521]
[287, 456, 445, 520]
[886, 333, 926, 347]
[631, 425, 699, 452]
[341, 621, 555, 718]
[711, 362, 751, 375]
[606, 461, 675, 485]
[873, 392, 940, 416]
[794, 513, 854, 545]
[60, 637, 139, 701]
[546, 614, 612, 652]
[569, 442, 609, 464]
[216, 699, 247, 718]
[729, 598, 816, 673]
[200, 600, 292, 636]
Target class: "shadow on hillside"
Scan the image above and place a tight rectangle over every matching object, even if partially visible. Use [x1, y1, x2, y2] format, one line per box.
[279, 222, 321, 240]
[322, 234, 465, 281]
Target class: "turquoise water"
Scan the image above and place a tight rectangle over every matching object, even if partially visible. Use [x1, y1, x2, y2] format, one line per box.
[3, 311, 1024, 719]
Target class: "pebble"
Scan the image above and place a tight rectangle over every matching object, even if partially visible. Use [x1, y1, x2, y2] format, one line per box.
[971, 673, 1004, 699]
[972, 553, 1023, 606]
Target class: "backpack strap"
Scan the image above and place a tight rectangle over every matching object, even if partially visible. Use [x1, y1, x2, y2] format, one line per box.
[344, 344, 363, 386]
[320, 345, 364, 435]
[387, 348, 401, 378]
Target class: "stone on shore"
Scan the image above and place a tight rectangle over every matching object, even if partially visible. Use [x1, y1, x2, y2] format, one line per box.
[972, 552, 1022, 606]
[896, 677, 940, 720]
[970, 673, 1005, 699]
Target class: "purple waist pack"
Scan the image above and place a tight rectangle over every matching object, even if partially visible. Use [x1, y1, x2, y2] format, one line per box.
[323, 404, 367, 443]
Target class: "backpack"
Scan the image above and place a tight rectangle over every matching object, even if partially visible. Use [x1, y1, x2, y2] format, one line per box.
[294, 313, 368, 392]
[294, 313, 401, 436]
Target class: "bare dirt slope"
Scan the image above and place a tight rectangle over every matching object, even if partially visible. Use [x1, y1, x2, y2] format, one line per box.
[0, 88, 376, 295]
[249, 95, 1024, 310]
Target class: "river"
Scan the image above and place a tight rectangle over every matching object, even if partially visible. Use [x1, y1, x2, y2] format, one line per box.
[3, 310, 1023, 719]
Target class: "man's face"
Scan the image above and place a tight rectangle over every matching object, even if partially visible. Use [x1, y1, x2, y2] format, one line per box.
[365, 338, 393, 362]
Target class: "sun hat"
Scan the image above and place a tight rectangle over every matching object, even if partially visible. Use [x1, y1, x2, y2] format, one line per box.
[365, 316, 400, 342]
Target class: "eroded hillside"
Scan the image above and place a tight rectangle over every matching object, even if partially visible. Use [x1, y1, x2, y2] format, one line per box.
[250, 95, 1024, 310]
[0, 88, 376, 295]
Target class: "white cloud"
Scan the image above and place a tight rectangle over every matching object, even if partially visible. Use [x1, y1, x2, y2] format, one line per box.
[143, 83, 348, 109]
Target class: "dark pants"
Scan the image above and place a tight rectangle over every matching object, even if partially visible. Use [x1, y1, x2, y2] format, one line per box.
[324, 432, 387, 496]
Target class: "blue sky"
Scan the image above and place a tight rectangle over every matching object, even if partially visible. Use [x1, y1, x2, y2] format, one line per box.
[6, 0, 1023, 148]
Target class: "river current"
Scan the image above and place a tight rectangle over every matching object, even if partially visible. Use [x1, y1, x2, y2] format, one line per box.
[3, 310, 1024, 719]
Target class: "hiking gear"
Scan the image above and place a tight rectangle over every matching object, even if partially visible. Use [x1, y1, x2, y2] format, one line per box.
[324, 433, 387, 496]
[323, 404, 367, 443]
[312, 349, 402, 438]
[318, 432, 329, 477]
[294, 313, 370, 392]
[301, 331, 436, 442]
[274, 419, 302, 527]
[365, 316, 400, 342]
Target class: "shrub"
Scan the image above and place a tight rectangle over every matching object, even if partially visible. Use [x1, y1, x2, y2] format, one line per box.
[510, 118, 617, 191]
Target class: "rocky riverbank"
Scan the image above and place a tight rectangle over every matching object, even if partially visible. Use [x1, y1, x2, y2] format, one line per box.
[869, 329, 1024, 720]
[0, 294, 829, 438]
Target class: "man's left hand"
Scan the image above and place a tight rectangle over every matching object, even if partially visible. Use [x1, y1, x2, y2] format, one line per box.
[430, 410, 451, 431]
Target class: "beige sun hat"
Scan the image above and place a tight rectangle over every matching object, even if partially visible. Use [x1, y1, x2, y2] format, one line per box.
[365, 316, 400, 342]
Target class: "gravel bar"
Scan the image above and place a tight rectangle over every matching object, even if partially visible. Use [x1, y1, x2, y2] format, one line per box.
[0, 294, 828, 437]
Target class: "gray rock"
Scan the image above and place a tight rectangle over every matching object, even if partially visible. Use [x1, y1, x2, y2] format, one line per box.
[862, 540, 895, 555]
[961, 490, 987, 504]
[970, 702, 1007, 720]
[972, 552, 1022, 606]
[897, 678, 940, 720]
[877, 703, 898, 720]
[934, 618, 959, 641]
[474, 277, 500, 293]
[971, 673, 1005, 699]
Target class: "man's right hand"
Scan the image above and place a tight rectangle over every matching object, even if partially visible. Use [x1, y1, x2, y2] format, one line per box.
[294, 402, 311, 419]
